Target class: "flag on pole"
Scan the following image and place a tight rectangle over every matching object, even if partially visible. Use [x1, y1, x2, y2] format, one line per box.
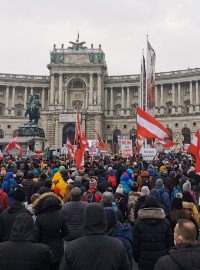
[140, 54, 146, 110]
[158, 138, 176, 148]
[188, 132, 198, 156]
[146, 40, 156, 116]
[195, 130, 200, 173]
[137, 107, 171, 140]
[75, 111, 81, 144]
[5, 136, 22, 156]
[93, 128, 106, 149]
[66, 138, 75, 160]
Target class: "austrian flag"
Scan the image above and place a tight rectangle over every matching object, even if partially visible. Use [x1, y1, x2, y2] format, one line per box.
[137, 107, 171, 140]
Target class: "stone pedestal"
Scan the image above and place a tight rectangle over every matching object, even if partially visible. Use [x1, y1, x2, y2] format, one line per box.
[171, 106, 176, 114]
[160, 106, 165, 115]
[189, 105, 194, 114]
[177, 106, 182, 114]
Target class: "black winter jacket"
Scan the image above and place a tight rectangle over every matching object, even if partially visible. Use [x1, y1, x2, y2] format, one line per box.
[33, 192, 68, 263]
[154, 243, 200, 270]
[0, 212, 53, 270]
[133, 207, 172, 270]
[0, 200, 29, 242]
[61, 200, 88, 241]
[60, 203, 130, 270]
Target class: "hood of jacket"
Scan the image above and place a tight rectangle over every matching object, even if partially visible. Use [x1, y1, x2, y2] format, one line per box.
[10, 212, 35, 241]
[111, 223, 133, 243]
[140, 170, 150, 177]
[169, 244, 200, 270]
[32, 192, 62, 215]
[7, 200, 25, 214]
[5, 172, 14, 182]
[129, 191, 141, 198]
[138, 207, 166, 220]
[84, 203, 106, 235]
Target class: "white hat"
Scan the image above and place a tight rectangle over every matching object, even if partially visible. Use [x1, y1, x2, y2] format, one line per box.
[116, 184, 123, 195]
[67, 179, 74, 184]
[141, 186, 150, 196]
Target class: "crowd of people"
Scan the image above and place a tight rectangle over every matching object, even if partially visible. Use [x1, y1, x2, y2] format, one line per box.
[0, 152, 200, 269]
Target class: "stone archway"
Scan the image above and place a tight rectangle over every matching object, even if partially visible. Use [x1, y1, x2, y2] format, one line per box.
[182, 127, 191, 144]
[62, 123, 75, 145]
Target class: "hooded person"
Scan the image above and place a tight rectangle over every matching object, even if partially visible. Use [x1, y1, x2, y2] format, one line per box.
[0, 212, 53, 270]
[33, 192, 68, 269]
[2, 172, 17, 204]
[120, 168, 134, 193]
[60, 203, 130, 270]
[0, 186, 28, 242]
[155, 178, 171, 213]
[104, 207, 133, 268]
[133, 195, 172, 270]
[51, 170, 67, 198]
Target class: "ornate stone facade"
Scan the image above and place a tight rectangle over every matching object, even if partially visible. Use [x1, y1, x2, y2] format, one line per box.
[0, 39, 199, 149]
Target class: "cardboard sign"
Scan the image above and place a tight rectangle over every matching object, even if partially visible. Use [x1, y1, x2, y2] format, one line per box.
[141, 148, 157, 161]
[121, 140, 133, 158]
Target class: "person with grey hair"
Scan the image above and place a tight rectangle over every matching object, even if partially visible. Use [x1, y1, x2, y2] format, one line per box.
[61, 187, 88, 242]
[155, 179, 171, 213]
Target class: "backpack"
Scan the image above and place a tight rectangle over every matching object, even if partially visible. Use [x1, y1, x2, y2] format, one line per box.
[6, 180, 15, 196]
[108, 175, 117, 188]
[86, 191, 97, 203]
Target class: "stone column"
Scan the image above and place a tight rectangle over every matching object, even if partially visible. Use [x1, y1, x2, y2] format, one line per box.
[110, 87, 114, 116]
[189, 81, 193, 113]
[11, 86, 15, 116]
[24, 87, 27, 111]
[97, 73, 101, 106]
[5, 86, 9, 115]
[41, 88, 45, 109]
[121, 87, 124, 116]
[65, 89, 68, 110]
[30, 87, 33, 96]
[89, 73, 93, 107]
[104, 88, 108, 116]
[177, 83, 182, 114]
[195, 81, 199, 112]
[126, 87, 130, 116]
[160, 84, 164, 114]
[50, 74, 55, 105]
[58, 74, 63, 105]
[171, 83, 176, 114]
[54, 119, 59, 149]
[155, 85, 158, 107]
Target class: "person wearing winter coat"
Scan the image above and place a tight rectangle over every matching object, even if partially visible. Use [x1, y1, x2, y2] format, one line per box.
[134, 186, 150, 219]
[128, 182, 141, 224]
[120, 168, 134, 193]
[61, 187, 88, 241]
[0, 187, 28, 242]
[22, 171, 35, 204]
[155, 179, 171, 213]
[133, 195, 172, 270]
[60, 203, 130, 270]
[2, 172, 17, 204]
[154, 219, 200, 270]
[105, 207, 133, 268]
[137, 170, 153, 191]
[0, 212, 53, 270]
[33, 192, 68, 270]
[0, 182, 8, 211]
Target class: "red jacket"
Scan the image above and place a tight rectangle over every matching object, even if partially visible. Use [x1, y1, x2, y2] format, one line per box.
[0, 188, 8, 210]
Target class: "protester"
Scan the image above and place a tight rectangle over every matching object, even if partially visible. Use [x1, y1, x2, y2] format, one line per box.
[154, 219, 200, 270]
[0, 182, 8, 211]
[2, 172, 17, 204]
[60, 203, 130, 270]
[155, 179, 171, 213]
[0, 212, 54, 270]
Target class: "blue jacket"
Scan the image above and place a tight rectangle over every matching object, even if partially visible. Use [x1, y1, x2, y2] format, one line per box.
[147, 168, 158, 181]
[2, 172, 17, 203]
[111, 223, 133, 268]
[155, 186, 171, 213]
[120, 172, 134, 193]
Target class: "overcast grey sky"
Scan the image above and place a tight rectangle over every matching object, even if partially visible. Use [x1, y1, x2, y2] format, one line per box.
[0, 0, 199, 76]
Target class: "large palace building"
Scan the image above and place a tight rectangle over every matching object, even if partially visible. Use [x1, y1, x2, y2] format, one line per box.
[0, 39, 199, 149]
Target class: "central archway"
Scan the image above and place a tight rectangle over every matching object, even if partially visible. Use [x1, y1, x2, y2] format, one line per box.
[62, 123, 75, 145]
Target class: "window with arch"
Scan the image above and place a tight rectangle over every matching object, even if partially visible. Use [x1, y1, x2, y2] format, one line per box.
[182, 127, 191, 144]
[0, 129, 4, 138]
[16, 104, 24, 117]
[69, 79, 85, 89]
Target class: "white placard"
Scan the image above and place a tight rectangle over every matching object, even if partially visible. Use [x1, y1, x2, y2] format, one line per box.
[59, 113, 81, 123]
[121, 140, 133, 158]
[141, 148, 157, 161]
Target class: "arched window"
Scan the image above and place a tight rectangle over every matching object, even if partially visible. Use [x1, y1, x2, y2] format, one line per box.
[0, 129, 4, 138]
[182, 127, 191, 144]
[69, 79, 86, 89]
[16, 104, 24, 117]
[113, 129, 121, 144]
[62, 123, 75, 146]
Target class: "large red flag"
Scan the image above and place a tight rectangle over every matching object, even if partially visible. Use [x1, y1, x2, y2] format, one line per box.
[93, 128, 106, 149]
[137, 107, 171, 140]
[195, 130, 200, 174]
[188, 132, 198, 156]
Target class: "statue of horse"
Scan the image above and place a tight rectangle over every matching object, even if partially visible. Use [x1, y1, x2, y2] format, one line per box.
[25, 95, 41, 125]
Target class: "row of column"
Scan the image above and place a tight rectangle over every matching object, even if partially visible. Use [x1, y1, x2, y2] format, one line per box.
[1, 86, 47, 115]
[155, 81, 199, 108]
[50, 73, 102, 109]
[104, 87, 137, 116]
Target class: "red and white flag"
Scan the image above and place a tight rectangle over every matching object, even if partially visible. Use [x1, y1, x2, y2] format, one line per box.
[93, 128, 106, 149]
[75, 111, 81, 144]
[158, 138, 176, 148]
[66, 138, 75, 160]
[137, 107, 171, 140]
[137, 135, 144, 152]
[0, 149, 3, 160]
[195, 130, 200, 174]
[5, 136, 22, 156]
[188, 132, 198, 156]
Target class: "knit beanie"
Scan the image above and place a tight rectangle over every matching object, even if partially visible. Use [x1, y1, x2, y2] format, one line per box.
[141, 186, 150, 196]
[102, 192, 113, 206]
[156, 179, 164, 187]
[116, 184, 123, 195]
[142, 195, 158, 208]
[59, 165, 65, 172]
[104, 207, 118, 230]
[182, 180, 191, 192]
[14, 187, 26, 202]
